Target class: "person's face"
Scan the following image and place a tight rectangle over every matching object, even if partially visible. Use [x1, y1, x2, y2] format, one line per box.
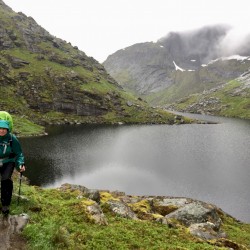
[0, 128, 8, 137]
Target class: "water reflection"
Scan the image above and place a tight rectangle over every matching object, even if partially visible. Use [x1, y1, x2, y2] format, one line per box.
[20, 117, 250, 222]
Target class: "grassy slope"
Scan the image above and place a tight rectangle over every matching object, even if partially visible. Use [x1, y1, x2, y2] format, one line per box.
[1, 47, 186, 136]
[214, 81, 250, 119]
[0, 7, 193, 136]
[10, 175, 250, 250]
[169, 80, 250, 119]
[143, 60, 250, 121]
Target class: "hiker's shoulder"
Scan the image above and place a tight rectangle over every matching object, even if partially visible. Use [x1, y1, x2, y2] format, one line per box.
[9, 133, 19, 142]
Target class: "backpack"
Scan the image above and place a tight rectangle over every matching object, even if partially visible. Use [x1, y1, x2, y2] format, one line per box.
[0, 111, 13, 132]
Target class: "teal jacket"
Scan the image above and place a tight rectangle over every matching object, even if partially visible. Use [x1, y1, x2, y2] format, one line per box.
[0, 132, 25, 170]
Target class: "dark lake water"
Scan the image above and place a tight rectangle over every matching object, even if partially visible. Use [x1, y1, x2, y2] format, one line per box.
[20, 114, 250, 223]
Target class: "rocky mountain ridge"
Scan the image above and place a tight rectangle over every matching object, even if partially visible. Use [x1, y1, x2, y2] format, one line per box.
[103, 25, 250, 117]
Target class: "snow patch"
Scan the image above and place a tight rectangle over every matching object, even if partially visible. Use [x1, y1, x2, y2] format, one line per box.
[222, 55, 249, 61]
[208, 55, 250, 64]
[173, 61, 185, 71]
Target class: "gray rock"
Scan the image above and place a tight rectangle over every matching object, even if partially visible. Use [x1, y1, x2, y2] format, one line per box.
[8, 213, 29, 233]
[86, 202, 108, 225]
[153, 197, 190, 207]
[189, 222, 227, 240]
[8, 56, 29, 69]
[165, 201, 222, 229]
[107, 200, 138, 220]
[127, 101, 133, 107]
[59, 183, 101, 203]
[0, 213, 29, 249]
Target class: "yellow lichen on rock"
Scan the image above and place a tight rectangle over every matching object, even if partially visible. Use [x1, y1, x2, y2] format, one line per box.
[100, 192, 120, 203]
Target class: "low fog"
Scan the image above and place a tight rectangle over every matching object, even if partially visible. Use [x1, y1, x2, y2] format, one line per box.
[158, 24, 250, 63]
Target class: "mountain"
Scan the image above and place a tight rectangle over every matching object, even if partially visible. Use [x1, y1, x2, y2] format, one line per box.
[103, 25, 250, 118]
[0, 0, 183, 135]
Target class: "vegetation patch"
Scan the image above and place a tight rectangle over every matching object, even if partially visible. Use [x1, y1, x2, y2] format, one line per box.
[167, 79, 250, 119]
[12, 115, 45, 136]
[100, 192, 120, 203]
[7, 174, 250, 249]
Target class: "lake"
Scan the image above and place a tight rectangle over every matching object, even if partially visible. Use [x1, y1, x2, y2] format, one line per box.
[20, 114, 250, 223]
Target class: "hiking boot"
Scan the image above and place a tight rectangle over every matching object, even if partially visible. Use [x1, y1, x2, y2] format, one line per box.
[2, 206, 9, 216]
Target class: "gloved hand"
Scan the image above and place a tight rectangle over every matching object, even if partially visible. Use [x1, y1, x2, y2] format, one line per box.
[19, 164, 26, 172]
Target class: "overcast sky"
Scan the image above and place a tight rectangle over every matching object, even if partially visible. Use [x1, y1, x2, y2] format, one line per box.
[4, 0, 250, 62]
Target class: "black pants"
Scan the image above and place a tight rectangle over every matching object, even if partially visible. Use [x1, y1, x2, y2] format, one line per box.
[0, 162, 15, 207]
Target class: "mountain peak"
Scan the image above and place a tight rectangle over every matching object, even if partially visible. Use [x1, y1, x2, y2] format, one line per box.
[103, 24, 250, 110]
[157, 24, 231, 64]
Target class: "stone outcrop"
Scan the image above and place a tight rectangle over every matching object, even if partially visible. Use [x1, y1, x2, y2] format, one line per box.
[3, 182, 247, 249]
[86, 202, 108, 225]
[106, 200, 138, 220]
[58, 184, 237, 243]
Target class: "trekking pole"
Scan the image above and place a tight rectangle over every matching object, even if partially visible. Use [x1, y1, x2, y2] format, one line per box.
[17, 172, 23, 205]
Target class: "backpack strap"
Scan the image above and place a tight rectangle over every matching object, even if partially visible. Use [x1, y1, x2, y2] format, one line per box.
[9, 133, 13, 148]
[8, 134, 15, 158]
[0, 134, 13, 155]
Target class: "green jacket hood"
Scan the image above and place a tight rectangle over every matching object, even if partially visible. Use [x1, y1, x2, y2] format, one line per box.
[0, 111, 13, 132]
[0, 120, 10, 130]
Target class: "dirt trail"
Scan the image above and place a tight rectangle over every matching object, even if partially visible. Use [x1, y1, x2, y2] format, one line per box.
[0, 214, 28, 250]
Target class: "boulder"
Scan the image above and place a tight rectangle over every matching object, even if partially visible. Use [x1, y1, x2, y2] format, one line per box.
[86, 202, 108, 225]
[8, 56, 29, 69]
[106, 200, 138, 220]
[188, 222, 227, 240]
[152, 198, 187, 216]
[165, 201, 222, 229]
[59, 183, 101, 203]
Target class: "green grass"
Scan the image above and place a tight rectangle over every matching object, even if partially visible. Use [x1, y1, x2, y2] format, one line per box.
[213, 80, 250, 119]
[10, 176, 248, 250]
[80, 80, 118, 94]
[12, 115, 45, 136]
[217, 95, 250, 119]
[167, 79, 250, 119]
[5, 49, 75, 75]
[144, 70, 221, 106]
[221, 213, 250, 247]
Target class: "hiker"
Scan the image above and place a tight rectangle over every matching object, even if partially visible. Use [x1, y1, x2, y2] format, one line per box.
[0, 112, 25, 215]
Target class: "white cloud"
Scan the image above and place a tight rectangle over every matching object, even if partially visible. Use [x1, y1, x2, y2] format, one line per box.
[4, 0, 250, 62]
[219, 29, 250, 55]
